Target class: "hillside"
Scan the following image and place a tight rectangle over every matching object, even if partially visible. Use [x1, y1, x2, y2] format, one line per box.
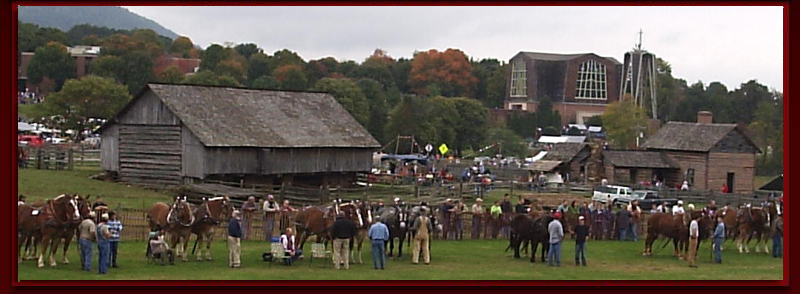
[17, 6, 178, 39]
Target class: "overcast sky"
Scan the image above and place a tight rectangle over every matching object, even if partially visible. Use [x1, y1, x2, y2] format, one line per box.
[124, 6, 784, 91]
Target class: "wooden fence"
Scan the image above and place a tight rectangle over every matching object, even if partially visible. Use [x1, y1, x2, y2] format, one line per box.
[19, 144, 100, 170]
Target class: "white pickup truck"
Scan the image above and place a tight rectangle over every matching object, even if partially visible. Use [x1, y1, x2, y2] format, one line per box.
[591, 185, 633, 205]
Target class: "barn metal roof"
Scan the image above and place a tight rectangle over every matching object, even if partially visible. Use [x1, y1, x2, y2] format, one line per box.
[111, 83, 380, 148]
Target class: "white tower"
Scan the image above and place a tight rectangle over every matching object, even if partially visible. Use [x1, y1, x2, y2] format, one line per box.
[620, 30, 658, 119]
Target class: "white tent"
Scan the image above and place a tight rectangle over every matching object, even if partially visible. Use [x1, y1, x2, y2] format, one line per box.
[18, 122, 34, 132]
[588, 126, 602, 133]
[564, 136, 587, 143]
[537, 136, 568, 143]
[568, 124, 587, 131]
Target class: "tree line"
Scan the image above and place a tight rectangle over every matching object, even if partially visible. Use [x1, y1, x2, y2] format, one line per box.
[18, 22, 783, 175]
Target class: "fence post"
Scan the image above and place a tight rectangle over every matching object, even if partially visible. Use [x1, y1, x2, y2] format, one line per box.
[67, 148, 74, 170]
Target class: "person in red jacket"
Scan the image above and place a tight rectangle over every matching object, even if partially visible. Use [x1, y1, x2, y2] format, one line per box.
[721, 184, 729, 194]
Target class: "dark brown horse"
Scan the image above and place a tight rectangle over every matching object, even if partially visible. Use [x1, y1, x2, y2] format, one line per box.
[36, 194, 80, 267]
[148, 197, 195, 261]
[190, 196, 233, 261]
[643, 211, 712, 259]
[507, 213, 553, 263]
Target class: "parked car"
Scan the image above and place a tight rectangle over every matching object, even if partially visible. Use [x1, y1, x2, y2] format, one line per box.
[46, 137, 68, 144]
[591, 185, 633, 204]
[18, 135, 45, 148]
[616, 190, 680, 210]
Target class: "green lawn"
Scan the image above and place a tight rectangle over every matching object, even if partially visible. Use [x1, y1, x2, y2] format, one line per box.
[17, 167, 173, 209]
[17, 238, 782, 280]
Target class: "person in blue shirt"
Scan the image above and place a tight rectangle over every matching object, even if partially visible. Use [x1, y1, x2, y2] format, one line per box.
[368, 216, 390, 270]
[713, 216, 725, 264]
[227, 210, 242, 268]
[107, 211, 123, 268]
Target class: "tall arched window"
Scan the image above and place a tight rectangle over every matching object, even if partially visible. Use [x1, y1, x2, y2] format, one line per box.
[574, 60, 607, 100]
[510, 61, 527, 97]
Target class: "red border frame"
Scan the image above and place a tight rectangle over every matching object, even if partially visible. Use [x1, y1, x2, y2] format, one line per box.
[6, 0, 793, 289]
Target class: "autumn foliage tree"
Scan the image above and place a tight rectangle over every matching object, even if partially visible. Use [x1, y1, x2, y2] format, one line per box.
[408, 49, 477, 97]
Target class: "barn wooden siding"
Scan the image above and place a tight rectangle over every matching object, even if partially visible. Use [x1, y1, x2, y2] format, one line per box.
[259, 148, 372, 175]
[100, 124, 119, 172]
[115, 91, 183, 188]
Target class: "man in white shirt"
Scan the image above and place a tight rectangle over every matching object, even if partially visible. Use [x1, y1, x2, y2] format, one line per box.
[262, 194, 279, 241]
[280, 228, 302, 265]
[681, 181, 690, 191]
[471, 198, 484, 239]
[656, 201, 670, 214]
[687, 214, 701, 268]
[672, 200, 685, 216]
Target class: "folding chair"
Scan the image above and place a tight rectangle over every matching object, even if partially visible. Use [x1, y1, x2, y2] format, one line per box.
[268, 242, 292, 268]
[309, 243, 331, 268]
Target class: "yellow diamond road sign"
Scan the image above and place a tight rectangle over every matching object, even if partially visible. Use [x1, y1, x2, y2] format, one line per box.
[438, 143, 449, 155]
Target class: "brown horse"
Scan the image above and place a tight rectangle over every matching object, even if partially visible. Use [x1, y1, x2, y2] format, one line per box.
[644, 211, 712, 259]
[736, 205, 776, 254]
[295, 205, 332, 251]
[148, 197, 195, 261]
[36, 194, 81, 267]
[341, 201, 370, 264]
[190, 196, 233, 261]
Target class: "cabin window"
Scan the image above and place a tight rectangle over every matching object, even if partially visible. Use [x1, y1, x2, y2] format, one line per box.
[510, 60, 527, 97]
[574, 60, 607, 100]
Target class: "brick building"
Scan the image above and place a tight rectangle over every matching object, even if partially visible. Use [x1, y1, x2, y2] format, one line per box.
[503, 52, 622, 126]
[17, 46, 100, 94]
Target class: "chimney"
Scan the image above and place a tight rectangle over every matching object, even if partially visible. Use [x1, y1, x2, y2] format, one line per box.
[698, 111, 713, 124]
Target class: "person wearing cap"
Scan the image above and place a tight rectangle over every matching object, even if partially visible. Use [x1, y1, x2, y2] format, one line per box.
[96, 213, 112, 274]
[107, 210, 123, 268]
[263, 194, 279, 241]
[228, 210, 243, 268]
[471, 198, 484, 239]
[574, 216, 589, 266]
[547, 212, 564, 267]
[149, 229, 175, 265]
[713, 215, 725, 263]
[368, 215, 389, 270]
[79, 211, 97, 271]
[331, 212, 357, 269]
[672, 200, 685, 216]
[241, 196, 257, 240]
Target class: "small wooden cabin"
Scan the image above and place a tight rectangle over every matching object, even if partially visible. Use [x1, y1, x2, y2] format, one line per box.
[99, 83, 380, 189]
[641, 112, 761, 193]
[602, 150, 680, 185]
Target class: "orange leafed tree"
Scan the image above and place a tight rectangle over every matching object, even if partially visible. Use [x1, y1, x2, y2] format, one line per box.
[408, 48, 476, 97]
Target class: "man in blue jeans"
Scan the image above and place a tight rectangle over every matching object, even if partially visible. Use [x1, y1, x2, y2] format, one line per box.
[78, 212, 97, 272]
[713, 215, 725, 263]
[368, 216, 390, 270]
[548, 212, 564, 267]
[96, 214, 112, 274]
[772, 215, 783, 258]
[574, 216, 589, 266]
[617, 208, 631, 241]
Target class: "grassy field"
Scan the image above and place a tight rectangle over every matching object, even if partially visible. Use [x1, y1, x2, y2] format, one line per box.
[17, 238, 782, 280]
[16, 168, 783, 280]
[17, 167, 173, 209]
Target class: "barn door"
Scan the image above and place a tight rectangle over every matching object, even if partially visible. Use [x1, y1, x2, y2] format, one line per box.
[727, 173, 735, 193]
[118, 125, 182, 187]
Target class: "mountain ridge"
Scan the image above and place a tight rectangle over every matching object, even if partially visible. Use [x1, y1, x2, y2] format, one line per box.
[18, 6, 179, 39]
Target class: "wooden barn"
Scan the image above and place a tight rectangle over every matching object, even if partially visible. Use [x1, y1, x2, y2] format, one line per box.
[99, 83, 380, 189]
[542, 143, 592, 182]
[601, 150, 680, 185]
[641, 112, 761, 193]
